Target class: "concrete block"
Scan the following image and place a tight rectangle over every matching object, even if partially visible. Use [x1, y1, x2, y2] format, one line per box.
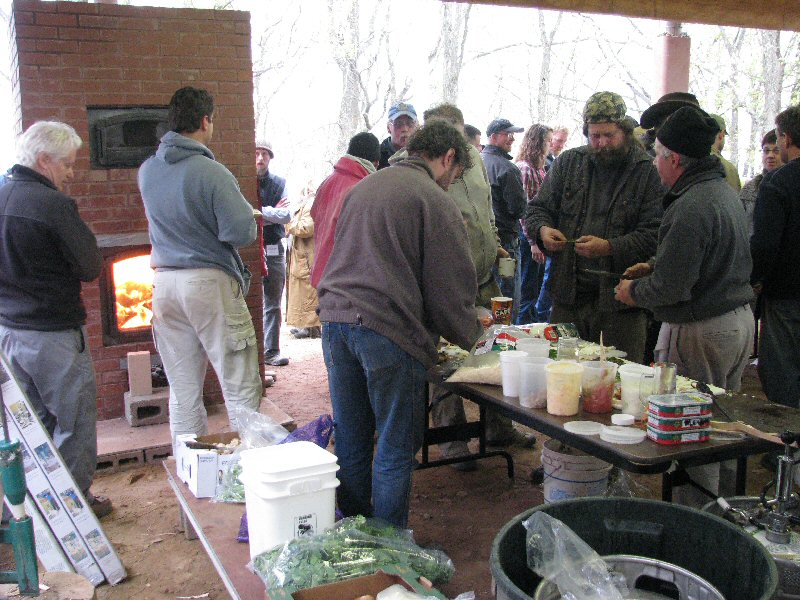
[144, 444, 172, 463]
[126, 350, 153, 397]
[96, 449, 144, 475]
[124, 387, 169, 427]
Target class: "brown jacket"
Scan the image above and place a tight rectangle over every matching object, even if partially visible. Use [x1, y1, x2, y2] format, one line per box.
[286, 192, 320, 329]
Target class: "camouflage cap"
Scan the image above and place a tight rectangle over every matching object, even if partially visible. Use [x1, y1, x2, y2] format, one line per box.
[582, 91, 627, 125]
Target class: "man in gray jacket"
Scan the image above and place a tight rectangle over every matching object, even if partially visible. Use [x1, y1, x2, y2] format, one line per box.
[139, 87, 262, 452]
[317, 120, 482, 528]
[526, 91, 663, 363]
[615, 106, 753, 506]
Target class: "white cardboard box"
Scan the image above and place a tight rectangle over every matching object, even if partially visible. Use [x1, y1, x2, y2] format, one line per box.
[0, 353, 127, 585]
[176, 432, 240, 499]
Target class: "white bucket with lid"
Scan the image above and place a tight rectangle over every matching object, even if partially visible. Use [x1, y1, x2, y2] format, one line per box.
[239, 441, 340, 559]
[540, 439, 611, 503]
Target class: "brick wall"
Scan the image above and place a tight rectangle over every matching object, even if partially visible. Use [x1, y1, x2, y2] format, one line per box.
[10, 0, 262, 419]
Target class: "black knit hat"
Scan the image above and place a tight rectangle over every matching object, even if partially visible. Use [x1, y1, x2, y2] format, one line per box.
[656, 106, 718, 159]
[640, 92, 701, 130]
[347, 132, 380, 162]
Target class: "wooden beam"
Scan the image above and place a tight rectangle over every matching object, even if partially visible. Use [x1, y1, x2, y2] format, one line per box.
[448, 0, 799, 32]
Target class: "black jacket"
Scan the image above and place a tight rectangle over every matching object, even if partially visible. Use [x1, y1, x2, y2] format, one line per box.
[378, 137, 396, 170]
[258, 172, 286, 246]
[0, 165, 101, 330]
[480, 145, 526, 246]
[751, 157, 800, 299]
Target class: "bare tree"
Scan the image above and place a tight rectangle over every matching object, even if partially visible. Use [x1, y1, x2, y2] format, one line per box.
[427, 2, 471, 103]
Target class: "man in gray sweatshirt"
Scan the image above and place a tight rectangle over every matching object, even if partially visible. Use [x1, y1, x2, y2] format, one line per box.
[138, 87, 262, 452]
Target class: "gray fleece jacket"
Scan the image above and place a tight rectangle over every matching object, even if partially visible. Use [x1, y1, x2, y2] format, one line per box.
[317, 157, 483, 368]
[630, 156, 753, 323]
[138, 132, 257, 290]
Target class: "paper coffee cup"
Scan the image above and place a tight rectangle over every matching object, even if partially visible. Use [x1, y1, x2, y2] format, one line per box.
[491, 296, 513, 325]
[498, 257, 516, 278]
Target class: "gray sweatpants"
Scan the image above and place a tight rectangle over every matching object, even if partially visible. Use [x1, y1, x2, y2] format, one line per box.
[0, 325, 97, 494]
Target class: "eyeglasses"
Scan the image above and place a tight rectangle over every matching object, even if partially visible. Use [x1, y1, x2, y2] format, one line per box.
[762, 147, 780, 154]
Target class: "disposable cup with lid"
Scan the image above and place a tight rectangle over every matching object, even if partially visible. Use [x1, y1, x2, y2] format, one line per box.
[499, 350, 528, 397]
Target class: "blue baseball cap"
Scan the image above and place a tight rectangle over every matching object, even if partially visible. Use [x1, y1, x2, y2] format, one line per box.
[486, 118, 524, 136]
[388, 102, 417, 122]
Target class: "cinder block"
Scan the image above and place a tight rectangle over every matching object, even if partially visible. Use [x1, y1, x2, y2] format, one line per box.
[124, 387, 169, 427]
[96, 449, 144, 475]
[126, 350, 153, 397]
[144, 444, 172, 463]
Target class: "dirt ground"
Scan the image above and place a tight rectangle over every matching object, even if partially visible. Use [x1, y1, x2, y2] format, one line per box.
[85, 329, 775, 600]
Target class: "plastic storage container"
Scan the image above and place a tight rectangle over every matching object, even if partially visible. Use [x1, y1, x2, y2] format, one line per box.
[518, 357, 553, 408]
[499, 350, 528, 397]
[580, 361, 618, 414]
[545, 362, 584, 416]
[490, 497, 778, 600]
[239, 441, 340, 559]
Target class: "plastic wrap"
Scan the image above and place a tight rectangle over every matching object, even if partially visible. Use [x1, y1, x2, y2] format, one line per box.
[446, 325, 536, 385]
[523, 512, 628, 600]
[251, 515, 454, 590]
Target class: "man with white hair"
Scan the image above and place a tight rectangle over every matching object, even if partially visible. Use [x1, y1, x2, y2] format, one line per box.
[0, 121, 111, 517]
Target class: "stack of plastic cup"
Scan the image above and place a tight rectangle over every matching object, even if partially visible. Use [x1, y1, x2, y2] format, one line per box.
[516, 338, 551, 358]
[499, 350, 528, 397]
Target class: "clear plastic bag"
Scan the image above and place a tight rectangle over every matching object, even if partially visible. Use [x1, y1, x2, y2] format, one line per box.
[523, 512, 628, 600]
[251, 515, 455, 590]
[603, 467, 652, 499]
[446, 325, 535, 385]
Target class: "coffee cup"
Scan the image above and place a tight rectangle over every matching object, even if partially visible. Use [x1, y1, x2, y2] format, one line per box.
[491, 296, 513, 325]
[498, 257, 516, 278]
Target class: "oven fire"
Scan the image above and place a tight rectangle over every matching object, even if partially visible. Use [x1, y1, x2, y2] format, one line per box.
[113, 255, 153, 330]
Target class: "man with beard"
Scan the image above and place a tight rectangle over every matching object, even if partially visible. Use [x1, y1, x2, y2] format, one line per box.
[317, 120, 482, 527]
[525, 91, 663, 362]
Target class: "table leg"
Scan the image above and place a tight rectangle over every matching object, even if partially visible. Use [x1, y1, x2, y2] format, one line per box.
[735, 456, 748, 495]
[179, 506, 198, 540]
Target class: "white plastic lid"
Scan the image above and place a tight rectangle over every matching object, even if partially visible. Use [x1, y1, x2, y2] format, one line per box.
[600, 425, 646, 444]
[563, 421, 603, 436]
[611, 414, 635, 426]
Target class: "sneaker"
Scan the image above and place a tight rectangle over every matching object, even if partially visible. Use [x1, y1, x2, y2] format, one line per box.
[265, 353, 289, 367]
[291, 328, 312, 339]
[88, 493, 113, 519]
[487, 430, 537, 448]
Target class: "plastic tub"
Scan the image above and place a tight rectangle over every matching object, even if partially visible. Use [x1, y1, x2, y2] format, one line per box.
[518, 357, 553, 408]
[499, 350, 528, 397]
[545, 362, 583, 416]
[490, 498, 778, 600]
[239, 441, 340, 559]
[517, 338, 552, 358]
[618, 363, 655, 419]
[580, 361, 618, 414]
[540, 439, 611, 503]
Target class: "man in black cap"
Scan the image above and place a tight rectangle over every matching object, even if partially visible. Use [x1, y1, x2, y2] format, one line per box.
[481, 118, 525, 321]
[526, 92, 663, 363]
[379, 102, 418, 169]
[615, 105, 753, 506]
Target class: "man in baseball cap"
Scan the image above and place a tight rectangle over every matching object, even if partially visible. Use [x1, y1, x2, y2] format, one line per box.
[709, 113, 742, 191]
[379, 102, 418, 169]
[525, 91, 663, 364]
[615, 105, 754, 506]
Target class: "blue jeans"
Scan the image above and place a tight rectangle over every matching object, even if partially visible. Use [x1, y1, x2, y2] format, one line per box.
[321, 322, 427, 528]
[535, 257, 553, 322]
[517, 229, 540, 325]
[495, 240, 521, 325]
[262, 244, 286, 355]
[758, 297, 800, 408]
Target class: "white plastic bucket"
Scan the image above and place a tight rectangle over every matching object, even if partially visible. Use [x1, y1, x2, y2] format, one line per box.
[239, 441, 340, 559]
[541, 439, 611, 503]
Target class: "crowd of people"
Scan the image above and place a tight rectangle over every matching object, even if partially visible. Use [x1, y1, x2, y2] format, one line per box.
[0, 83, 798, 528]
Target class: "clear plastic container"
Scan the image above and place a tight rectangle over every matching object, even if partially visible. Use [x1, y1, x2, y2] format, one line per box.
[545, 362, 584, 416]
[579, 361, 618, 414]
[518, 357, 553, 408]
[499, 350, 528, 397]
[516, 338, 551, 358]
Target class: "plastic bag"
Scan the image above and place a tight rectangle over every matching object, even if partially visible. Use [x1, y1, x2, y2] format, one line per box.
[523, 512, 628, 600]
[446, 325, 535, 385]
[603, 467, 652, 498]
[251, 515, 455, 590]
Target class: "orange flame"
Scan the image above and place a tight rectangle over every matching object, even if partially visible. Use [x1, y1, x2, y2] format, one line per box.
[113, 255, 154, 330]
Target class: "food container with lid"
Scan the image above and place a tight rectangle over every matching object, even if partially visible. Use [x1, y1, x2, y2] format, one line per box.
[647, 413, 711, 431]
[646, 426, 711, 445]
[648, 393, 713, 418]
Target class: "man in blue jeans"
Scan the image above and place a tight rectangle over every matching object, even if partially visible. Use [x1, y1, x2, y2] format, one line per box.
[317, 121, 483, 527]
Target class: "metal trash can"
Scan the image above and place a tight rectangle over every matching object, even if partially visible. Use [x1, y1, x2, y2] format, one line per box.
[491, 497, 778, 600]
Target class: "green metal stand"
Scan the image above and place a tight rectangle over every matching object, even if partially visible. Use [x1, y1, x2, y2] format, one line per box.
[0, 381, 39, 595]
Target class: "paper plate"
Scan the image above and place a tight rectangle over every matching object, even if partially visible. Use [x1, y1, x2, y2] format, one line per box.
[563, 421, 603, 436]
[600, 425, 646, 444]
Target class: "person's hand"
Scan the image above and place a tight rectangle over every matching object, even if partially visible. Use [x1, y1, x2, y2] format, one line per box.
[496, 246, 510, 260]
[276, 197, 290, 209]
[574, 235, 612, 259]
[623, 262, 653, 280]
[531, 244, 546, 264]
[614, 279, 636, 306]
[539, 226, 568, 252]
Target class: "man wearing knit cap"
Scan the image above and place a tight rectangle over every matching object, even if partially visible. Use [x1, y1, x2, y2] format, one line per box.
[525, 91, 663, 363]
[615, 105, 753, 505]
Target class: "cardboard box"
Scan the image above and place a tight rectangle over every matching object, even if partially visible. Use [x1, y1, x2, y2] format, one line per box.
[267, 566, 448, 600]
[0, 354, 127, 586]
[176, 432, 241, 498]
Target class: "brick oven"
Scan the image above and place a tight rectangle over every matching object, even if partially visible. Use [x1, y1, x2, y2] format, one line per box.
[9, 0, 264, 419]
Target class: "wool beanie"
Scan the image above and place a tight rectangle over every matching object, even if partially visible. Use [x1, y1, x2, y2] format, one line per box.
[656, 106, 719, 159]
[347, 132, 381, 163]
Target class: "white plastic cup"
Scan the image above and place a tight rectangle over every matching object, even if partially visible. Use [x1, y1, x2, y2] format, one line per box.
[516, 338, 551, 358]
[499, 350, 528, 397]
[618, 363, 655, 418]
[545, 361, 584, 416]
[518, 357, 553, 408]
